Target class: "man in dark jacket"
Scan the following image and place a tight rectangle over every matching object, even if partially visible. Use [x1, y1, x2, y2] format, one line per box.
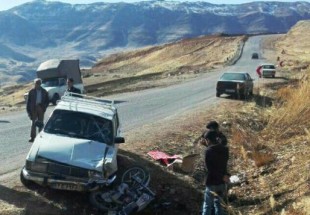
[206, 120, 227, 146]
[26, 78, 49, 142]
[66, 78, 81, 97]
[201, 130, 230, 215]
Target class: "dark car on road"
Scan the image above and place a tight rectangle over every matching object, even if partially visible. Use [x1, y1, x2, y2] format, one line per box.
[216, 72, 254, 99]
[251, 53, 259, 59]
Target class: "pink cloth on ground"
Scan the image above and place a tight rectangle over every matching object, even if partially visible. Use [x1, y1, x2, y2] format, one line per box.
[147, 150, 182, 166]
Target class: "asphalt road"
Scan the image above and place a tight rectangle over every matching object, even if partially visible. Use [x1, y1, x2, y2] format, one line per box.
[0, 35, 271, 176]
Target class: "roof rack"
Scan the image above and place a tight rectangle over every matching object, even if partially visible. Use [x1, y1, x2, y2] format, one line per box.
[60, 92, 115, 111]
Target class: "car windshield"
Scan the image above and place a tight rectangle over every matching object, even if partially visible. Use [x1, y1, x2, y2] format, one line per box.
[44, 110, 113, 144]
[263, 65, 275, 69]
[42, 78, 59, 87]
[220, 73, 246, 81]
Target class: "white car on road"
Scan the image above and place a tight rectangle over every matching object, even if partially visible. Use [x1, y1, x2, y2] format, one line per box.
[21, 93, 125, 191]
[261, 63, 276, 78]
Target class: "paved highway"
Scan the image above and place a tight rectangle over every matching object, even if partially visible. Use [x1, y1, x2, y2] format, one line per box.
[0, 35, 269, 176]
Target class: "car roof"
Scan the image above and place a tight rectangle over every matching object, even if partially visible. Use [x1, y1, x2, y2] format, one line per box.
[55, 93, 117, 120]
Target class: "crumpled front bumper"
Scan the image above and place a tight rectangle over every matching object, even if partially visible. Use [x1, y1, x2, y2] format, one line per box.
[22, 167, 116, 191]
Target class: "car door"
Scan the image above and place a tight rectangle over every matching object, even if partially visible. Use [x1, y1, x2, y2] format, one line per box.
[59, 78, 67, 96]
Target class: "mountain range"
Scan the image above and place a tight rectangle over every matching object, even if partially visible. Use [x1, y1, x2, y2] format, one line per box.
[0, 0, 309, 85]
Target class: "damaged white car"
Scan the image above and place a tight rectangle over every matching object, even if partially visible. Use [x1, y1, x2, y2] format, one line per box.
[20, 93, 125, 191]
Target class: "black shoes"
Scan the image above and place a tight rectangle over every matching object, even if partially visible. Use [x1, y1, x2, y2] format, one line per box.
[28, 138, 34, 143]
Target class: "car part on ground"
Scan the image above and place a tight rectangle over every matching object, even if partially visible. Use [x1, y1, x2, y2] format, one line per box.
[216, 72, 254, 100]
[20, 92, 125, 191]
[89, 166, 155, 215]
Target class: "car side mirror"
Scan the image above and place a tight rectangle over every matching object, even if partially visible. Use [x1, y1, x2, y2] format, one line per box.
[115, 137, 125, 144]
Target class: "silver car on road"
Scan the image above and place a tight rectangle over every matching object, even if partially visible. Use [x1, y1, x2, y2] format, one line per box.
[21, 93, 125, 191]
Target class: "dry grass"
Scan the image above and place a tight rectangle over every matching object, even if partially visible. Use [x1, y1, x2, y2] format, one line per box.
[221, 22, 310, 214]
[265, 74, 310, 140]
[86, 35, 245, 85]
[225, 29, 310, 213]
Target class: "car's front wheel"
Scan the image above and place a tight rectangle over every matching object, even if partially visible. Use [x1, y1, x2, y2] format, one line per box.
[249, 89, 253, 96]
[20, 167, 35, 188]
[51, 93, 60, 105]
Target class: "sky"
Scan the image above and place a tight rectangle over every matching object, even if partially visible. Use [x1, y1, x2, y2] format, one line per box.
[0, 0, 309, 11]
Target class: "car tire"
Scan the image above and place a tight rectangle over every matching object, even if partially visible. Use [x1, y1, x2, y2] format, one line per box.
[244, 89, 251, 100]
[240, 93, 246, 100]
[121, 166, 150, 188]
[51, 93, 60, 106]
[216, 92, 221, 97]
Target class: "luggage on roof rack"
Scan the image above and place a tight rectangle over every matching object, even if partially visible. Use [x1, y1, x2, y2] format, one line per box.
[60, 92, 115, 110]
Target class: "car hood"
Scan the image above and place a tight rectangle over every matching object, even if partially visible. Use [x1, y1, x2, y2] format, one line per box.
[42, 86, 58, 91]
[28, 133, 113, 171]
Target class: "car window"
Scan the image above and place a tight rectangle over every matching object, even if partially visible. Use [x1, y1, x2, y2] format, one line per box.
[263, 65, 275, 69]
[42, 78, 59, 87]
[221, 73, 246, 80]
[246, 73, 252, 80]
[44, 110, 113, 144]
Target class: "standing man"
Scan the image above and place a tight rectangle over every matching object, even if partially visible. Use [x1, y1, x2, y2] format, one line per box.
[66, 77, 81, 97]
[206, 121, 227, 146]
[26, 78, 49, 142]
[256, 65, 262, 78]
[201, 130, 230, 215]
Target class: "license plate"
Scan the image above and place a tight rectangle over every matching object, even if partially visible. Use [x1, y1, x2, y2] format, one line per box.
[225, 89, 235, 93]
[51, 183, 78, 191]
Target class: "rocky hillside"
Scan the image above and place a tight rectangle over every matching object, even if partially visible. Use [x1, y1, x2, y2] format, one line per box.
[0, 34, 245, 108]
[83, 34, 245, 95]
[0, 0, 309, 84]
[276, 20, 310, 63]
